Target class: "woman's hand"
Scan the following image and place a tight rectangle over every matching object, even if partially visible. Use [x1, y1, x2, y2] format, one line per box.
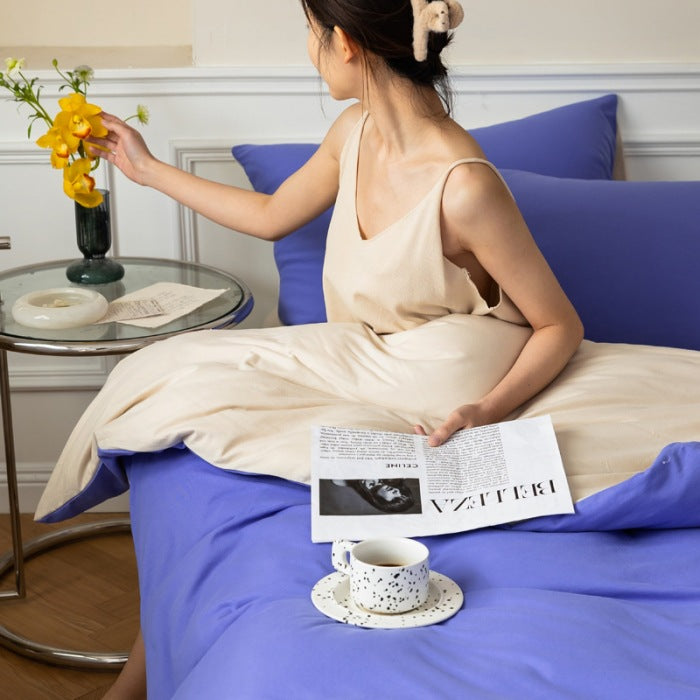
[86, 112, 156, 186]
[413, 402, 492, 447]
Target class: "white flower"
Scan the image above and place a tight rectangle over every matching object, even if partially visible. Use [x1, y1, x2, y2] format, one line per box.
[4, 57, 25, 75]
[74, 64, 94, 82]
[136, 104, 150, 125]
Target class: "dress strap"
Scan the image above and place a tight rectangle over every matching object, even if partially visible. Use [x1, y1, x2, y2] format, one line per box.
[443, 158, 515, 200]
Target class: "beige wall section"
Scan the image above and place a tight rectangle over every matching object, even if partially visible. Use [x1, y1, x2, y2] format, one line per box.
[453, 0, 700, 64]
[3, 1, 700, 68]
[4, 0, 192, 45]
[1, 0, 193, 68]
[195, 0, 700, 66]
[192, 0, 307, 66]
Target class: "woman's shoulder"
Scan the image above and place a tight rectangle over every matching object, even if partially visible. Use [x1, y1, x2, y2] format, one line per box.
[320, 103, 365, 160]
[438, 122, 505, 195]
[437, 118, 486, 157]
[332, 102, 365, 134]
[418, 119, 494, 184]
[438, 126, 515, 232]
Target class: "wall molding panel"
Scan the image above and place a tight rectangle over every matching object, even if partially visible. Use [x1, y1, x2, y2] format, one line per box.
[6, 355, 114, 391]
[170, 140, 246, 262]
[9, 62, 699, 95]
[624, 134, 700, 158]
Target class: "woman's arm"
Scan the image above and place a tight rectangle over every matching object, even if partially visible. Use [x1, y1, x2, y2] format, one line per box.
[420, 163, 584, 446]
[88, 104, 361, 241]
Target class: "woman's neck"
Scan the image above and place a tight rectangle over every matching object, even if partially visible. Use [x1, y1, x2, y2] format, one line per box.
[360, 77, 448, 159]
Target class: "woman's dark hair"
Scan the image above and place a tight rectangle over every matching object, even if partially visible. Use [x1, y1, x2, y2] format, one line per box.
[301, 0, 454, 113]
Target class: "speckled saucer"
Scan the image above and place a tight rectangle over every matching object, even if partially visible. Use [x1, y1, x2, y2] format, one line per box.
[311, 571, 463, 629]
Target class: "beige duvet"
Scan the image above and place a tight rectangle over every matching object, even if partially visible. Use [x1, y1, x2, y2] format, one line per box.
[35, 315, 700, 521]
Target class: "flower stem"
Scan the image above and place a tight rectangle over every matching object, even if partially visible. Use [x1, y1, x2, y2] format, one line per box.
[14, 71, 54, 127]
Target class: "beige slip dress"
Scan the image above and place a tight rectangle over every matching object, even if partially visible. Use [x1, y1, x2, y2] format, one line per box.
[323, 111, 527, 334]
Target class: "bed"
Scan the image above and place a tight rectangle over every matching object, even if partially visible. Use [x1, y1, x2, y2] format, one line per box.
[38, 95, 700, 698]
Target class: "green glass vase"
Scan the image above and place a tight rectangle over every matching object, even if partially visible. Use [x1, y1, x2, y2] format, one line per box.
[66, 190, 125, 285]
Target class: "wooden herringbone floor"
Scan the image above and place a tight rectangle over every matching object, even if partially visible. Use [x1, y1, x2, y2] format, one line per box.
[0, 513, 139, 700]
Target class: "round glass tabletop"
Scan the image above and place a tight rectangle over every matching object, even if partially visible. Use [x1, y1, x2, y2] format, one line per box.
[0, 257, 253, 355]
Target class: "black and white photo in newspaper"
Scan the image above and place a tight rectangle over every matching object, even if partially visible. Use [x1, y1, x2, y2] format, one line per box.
[310, 415, 573, 542]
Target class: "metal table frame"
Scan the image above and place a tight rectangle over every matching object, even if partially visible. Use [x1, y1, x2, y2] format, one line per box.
[0, 257, 253, 668]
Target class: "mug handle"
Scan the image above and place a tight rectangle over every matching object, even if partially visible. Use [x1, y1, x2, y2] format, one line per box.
[331, 540, 354, 575]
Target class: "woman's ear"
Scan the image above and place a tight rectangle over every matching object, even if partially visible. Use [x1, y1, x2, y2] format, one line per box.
[333, 26, 360, 64]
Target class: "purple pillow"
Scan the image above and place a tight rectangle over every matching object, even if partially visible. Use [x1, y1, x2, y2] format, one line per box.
[232, 143, 330, 325]
[471, 94, 618, 180]
[501, 170, 700, 350]
[233, 95, 619, 326]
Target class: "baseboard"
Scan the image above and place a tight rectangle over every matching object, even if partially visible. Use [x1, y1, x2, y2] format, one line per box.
[0, 464, 129, 514]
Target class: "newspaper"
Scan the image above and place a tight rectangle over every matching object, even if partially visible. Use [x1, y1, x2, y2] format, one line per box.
[96, 282, 228, 327]
[310, 415, 573, 542]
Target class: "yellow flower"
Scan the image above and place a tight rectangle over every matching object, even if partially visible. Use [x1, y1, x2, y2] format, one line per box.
[2, 59, 148, 206]
[36, 125, 75, 168]
[63, 158, 103, 208]
[54, 93, 108, 146]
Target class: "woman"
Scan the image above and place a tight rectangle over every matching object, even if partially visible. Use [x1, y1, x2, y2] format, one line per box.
[83, 0, 582, 696]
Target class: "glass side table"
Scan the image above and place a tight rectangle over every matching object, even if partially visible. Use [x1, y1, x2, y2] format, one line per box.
[0, 257, 253, 668]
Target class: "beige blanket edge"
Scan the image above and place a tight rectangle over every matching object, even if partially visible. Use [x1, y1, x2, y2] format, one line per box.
[35, 318, 700, 521]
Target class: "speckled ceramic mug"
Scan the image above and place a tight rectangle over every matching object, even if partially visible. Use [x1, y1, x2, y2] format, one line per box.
[332, 537, 430, 614]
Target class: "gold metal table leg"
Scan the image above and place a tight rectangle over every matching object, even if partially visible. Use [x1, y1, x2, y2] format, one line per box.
[0, 519, 131, 668]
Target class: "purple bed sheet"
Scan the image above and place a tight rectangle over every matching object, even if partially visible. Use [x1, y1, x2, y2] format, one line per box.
[90, 441, 700, 699]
